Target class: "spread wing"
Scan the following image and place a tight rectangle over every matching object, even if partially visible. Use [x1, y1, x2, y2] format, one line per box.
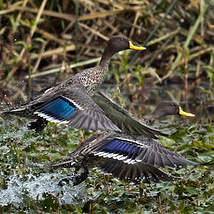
[95, 159, 171, 183]
[89, 134, 197, 167]
[33, 84, 121, 131]
[5, 85, 120, 132]
[92, 91, 166, 138]
[50, 132, 196, 183]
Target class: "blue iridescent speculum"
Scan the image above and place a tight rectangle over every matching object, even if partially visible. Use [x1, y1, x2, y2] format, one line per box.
[41, 97, 77, 121]
[101, 139, 138, 156]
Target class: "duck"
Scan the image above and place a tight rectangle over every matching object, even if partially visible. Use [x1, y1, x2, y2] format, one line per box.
[50, 103, 195, 185]
[145, 101, 195, 122]
[51, 131, 197, 186]
[91, 92, 195, 137]
[1, 36, 146, 132]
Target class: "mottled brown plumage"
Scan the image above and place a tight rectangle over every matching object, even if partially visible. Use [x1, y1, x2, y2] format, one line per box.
[1, 36, 146, 132]
[51, 132, 197, 186]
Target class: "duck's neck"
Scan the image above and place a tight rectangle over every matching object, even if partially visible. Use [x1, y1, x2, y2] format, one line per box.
[91, 48, 115, 90]
[92, 61, 110, 92]
[99, 47, 115, 67]
[77, 47, 115, 94]
[79, 60, 110, 95]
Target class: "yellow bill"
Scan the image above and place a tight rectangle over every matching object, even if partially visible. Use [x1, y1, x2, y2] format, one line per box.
[179, 106, 195, 117]
[129, 41, 146, 51]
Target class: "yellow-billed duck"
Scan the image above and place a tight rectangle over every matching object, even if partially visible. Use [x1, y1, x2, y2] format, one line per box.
[92, 92, 195, 138]
[148, 101, 195, 121]
[51, 131, 197, 186]
[1, 36, 145, 132]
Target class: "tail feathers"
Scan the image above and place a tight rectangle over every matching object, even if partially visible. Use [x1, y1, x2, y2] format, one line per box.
[50, 158, 76, 169]
[1, 106, 31, 117]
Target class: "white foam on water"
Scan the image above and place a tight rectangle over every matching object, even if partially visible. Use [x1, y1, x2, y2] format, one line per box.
[0, 174, 24, 207]
[0, 172, 88, 207]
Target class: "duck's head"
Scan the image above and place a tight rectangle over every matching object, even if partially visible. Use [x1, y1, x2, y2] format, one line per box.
[152, 102, 195, 120]
[108, 36, 146, 52]
[100, 35, 146, 65]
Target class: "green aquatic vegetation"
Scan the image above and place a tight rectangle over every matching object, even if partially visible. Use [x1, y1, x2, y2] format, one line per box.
[0, 0, 213, 212]
[0, 116, 213, 213]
